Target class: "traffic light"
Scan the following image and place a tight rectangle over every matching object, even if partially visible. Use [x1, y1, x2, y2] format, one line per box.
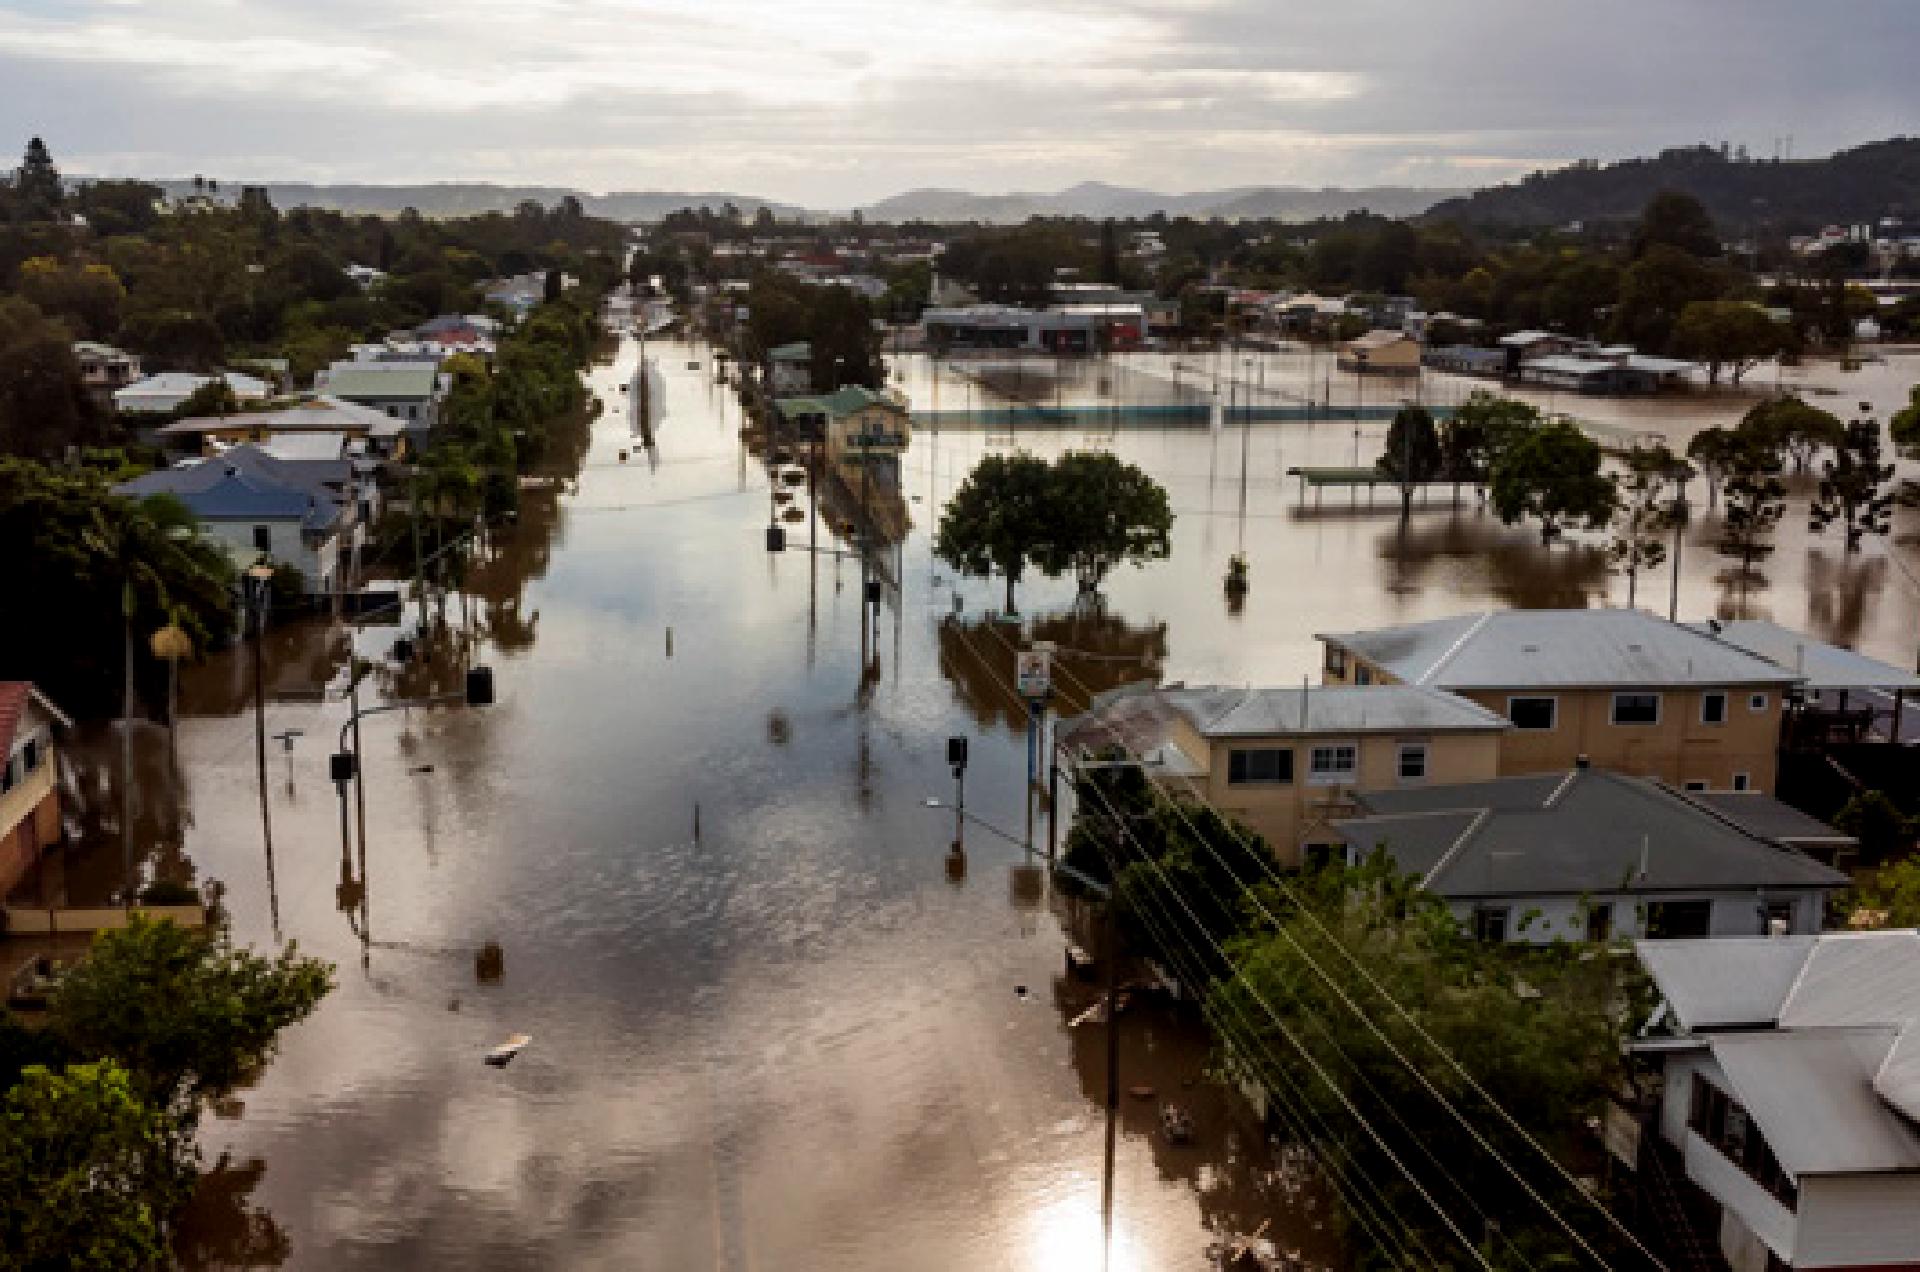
[330, 751, 357, 782]
[947, 735, 969, 771]
[766, 524, 787, 553]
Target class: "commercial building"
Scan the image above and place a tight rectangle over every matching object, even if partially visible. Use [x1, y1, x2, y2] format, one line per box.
[774, 385, 912, 490]
[1335, 767, 1848, 944]
[0, 683, 70, 898]
[921, 303, 1146, 353]
[1319, 609, 1801, 793]
[1337, 329, 1422, 376]
[1055, 682, 1510, 866]
[1632, 932, 1920, 1270]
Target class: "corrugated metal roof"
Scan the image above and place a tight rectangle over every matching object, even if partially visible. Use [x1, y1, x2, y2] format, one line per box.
[1711, 1029, 1920, 1175]
[1320, 609, 1801, 689]
[1689, 792, 1856, 845]
[1687, 618, 1920, 691]
[321, 364, 438, 399]
[1636, 936, 1817, 1029]
[1779, 932, 1920, 1029]
[1172, 685, 1508, 736]
[115, 445, 344, 531]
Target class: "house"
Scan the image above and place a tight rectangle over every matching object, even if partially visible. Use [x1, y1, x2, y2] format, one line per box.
[1496, 329, 1576, 370]
[1631, 931, 1920, 1270]
[774, 386, 912, 490]
[153, 394, 407, 460]
[1686, 617, 1920, 748]
[0, 683, 70, 898]
[112, 371, 272, 415]
[1318, 609, 1802, 793]
[769, 341, 813, 395]
[114, 445, 355, 596]
[1335, 766, 1848, 943]
[314, 361, 443, 443]
[1337, 329, 1421, 376]
[71, 341, 142, 407]
[1517, 352, 1699, 395]
[1422, 344, 1508, 377]
[1056, 683, 1510, 866]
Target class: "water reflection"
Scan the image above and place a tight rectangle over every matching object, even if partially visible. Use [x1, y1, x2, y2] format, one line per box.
[1375, 511, 1611, 609]
[938, 610, 1168, 732]
[172, 1156, 291, 1270]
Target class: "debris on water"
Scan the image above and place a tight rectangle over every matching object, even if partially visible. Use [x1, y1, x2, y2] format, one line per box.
[409, 764, 435, 775]
[1013, 984, 1028, 999]
[475, 941, 505, 982]
[665, 627, 673, 657]
[767, 709, 791, 744]
[485, 1034, 532, 1067]
[1160, 1102, 1195, 1143]
[448, 997, 461, 1012]
[693, 802, 701, 841]
[1069, 1001, 1106, 1028]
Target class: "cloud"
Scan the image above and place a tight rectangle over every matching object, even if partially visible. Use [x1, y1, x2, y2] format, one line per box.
[0, 0, 1913, 204]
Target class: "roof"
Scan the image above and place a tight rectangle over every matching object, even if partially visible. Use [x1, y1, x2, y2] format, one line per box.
[1340, 769, 1848, 899]
[1638, 937, 1819, 1029]
[1623, 354, 1698, 375]
[1709, 1029, 1920, 1175]
[1319, 609, 1802, 690]
[1057, 682, 1507, 755]
[774, 385, 908, 419]
[0, 682, 71, 758]
[1688, 792, 1857, 846]
[1524, 355, 1627, 377]
[1347, 329, 1417, 350]
[113, 371, 271, 404]
[1686, 618, 1920, 692]
[1498, 329, 1563, 347]
[320, 363, 439, 400]
[114, 445, 344, 533]
[158, 395, 402, 440]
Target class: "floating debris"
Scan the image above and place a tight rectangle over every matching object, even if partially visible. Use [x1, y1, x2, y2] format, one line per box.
[484, 1034, 532, 1067]
[475, 941, 505, 982]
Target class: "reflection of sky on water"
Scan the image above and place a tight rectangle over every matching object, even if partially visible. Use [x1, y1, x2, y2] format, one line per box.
[168, 339, 1918, 1268]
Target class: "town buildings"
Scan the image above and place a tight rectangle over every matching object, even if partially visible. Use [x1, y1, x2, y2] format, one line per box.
[0, 683, 69, 898]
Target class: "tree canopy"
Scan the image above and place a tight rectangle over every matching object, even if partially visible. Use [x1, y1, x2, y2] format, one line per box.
[1669, 299, 1787, 385]
[934, 451, 1054, 612]
[1810, 421, 1895, 552]
[1488, 420, 1617, 544]
[1376, 404, 1444, 518]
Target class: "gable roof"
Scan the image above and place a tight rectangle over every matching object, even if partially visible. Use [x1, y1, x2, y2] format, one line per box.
[1340, 769, 1848, 899]
[1685, 617, 1920, 692]
[1319, 609, 1801, 689]
[320, 363, 439, 400]
[769, 341, 811, 361]
[0, 682, 71, 759]
[1710, 1029, 1920, 1175]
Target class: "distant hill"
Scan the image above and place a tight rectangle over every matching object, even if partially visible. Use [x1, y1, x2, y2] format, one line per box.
[143, 180, 804, 222]
[1424, 138, 1920, 231]
[861, 180, 1464, 224]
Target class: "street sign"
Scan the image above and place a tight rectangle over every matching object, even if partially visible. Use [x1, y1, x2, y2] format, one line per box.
[1016, 646, 1053, 701]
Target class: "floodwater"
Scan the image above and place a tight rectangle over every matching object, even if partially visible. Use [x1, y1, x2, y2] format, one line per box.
[71, 337, 1920, 1269]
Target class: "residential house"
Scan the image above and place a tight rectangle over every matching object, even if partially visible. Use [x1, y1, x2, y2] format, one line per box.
[1056, 683, 1510, 866]
[153, 394, 407, 460]
[775, 386, 912, 492]
[1631, 932, 1920, 1270]
[0, 683, 70, 898]
[112, 370, 271, 415]
[1337, 329, 1422, 376]
[1496, 329, 1576, 370]
[769, 341, 813, 395]
[114, 445, 356, 597]
[1686, 617, 1920, 748]
[1318, 609, 1801, 792]
[71, 341, 142, 408]
[314, 361, 444, 446]
[1335, 766, 1848, 944]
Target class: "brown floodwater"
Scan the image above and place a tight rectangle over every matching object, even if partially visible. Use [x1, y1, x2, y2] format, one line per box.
[82, 338, 1920, 1269]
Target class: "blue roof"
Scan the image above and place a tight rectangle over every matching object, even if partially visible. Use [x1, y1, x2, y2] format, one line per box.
[115, 446, 343, 532]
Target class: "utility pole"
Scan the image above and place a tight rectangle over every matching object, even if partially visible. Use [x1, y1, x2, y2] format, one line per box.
[409, 466, 428, 635]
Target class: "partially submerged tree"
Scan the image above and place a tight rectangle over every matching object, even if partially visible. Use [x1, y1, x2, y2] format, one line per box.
[1038, 450, 1173, 596]
[1810, 418, 1895, 552]
[934, 451, 1053, 613]
[1442, 390, 1541, 495]
[1608, 448, 1688, 609]
[1670, 299, 1788, 385]
[1376, 404, 1444, 519]
[1744, 395, 1843, 474]
[1716, 443, 1786, 591]
[1488, 419, 1617, 544]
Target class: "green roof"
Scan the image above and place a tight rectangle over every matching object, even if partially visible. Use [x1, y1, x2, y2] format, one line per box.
[322, 364, 439, 400]
[774, 385, 906, 419]
[769, 342, 811, 361]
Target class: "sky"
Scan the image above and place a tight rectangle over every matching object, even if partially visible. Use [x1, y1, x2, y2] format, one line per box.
[1, 0, 1915, 207]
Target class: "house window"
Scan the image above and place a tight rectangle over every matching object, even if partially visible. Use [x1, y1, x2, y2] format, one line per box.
[1611, 692, 1661, 725]
[21, 737, 40, 774]
[1645, 899, 1712, 939]
[1507, 697, 1557, 731]
[1585, 903, 1613, 942]
[1683, 780, 1709, 792]
[1355, 665, 1373, 686]
[1227, 748, 1293, 786]
[1732, 772, 1751, 792]
[253, 525, 272, 553]
[1701, 691, 1728, 725]
[1308, 744, 1358, 784]
[1397, 744, 1428, 782]
[1471, 906, 1509, 942]
[1688, 1074, 1799, 1210]
[1324, 646, 1348, 678]
[1749, 692, 1769, 712]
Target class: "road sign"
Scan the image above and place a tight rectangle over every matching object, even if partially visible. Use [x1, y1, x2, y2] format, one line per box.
[1016, 646, 1053, 701]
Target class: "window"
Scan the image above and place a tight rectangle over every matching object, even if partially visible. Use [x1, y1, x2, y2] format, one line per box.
[1471, 906, 1509, 942]
[1507, 697, 1557, 731]
[1227, 748, 1293, 786]
[1732, 772, 1751, 792]
[253, 525, 272, 553]
[1688, 1074, 1799, 1210]
[1354, 665, 1373, 686]
[1683, 779, 1709, 792]
[1324, 646, 1348, 677]
[1701, 691, 1728, 725]
[0, 755, 13, 795]
[21, 737, 39, 774]
[1749, 692, 1769, 712]
[1645, 899, 1712, 939]
[1397, 743, 1428, 782]
[1585, 903, 1613, 942]
[1612, 692, 1661, 725]
[1308, 744, 1357, 784]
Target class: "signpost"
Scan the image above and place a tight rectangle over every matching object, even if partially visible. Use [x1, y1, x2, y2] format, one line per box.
[1018, 644, 1054, 852]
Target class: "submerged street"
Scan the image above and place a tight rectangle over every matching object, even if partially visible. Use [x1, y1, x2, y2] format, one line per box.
[150, 335, 1920, 1269]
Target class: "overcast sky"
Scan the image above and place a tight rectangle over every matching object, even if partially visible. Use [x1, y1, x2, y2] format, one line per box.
[2, 0, 1913, 206]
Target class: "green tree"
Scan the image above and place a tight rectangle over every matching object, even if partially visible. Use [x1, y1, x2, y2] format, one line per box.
[52, 917, 333, 1114]
[1833, 791, 1916, 869]
[1608, 449, 1687, 609]
[16, 256, 127, 341]
[934, 452, 1053, 613]
[1376, 404, 1444, 519]
[0, 1060, 188, 1271]
[1488, 420, 1617, 544]
[1810, 420, 1895, 552]
[1744, 395, 1843, 474]
[1844, 851, 1920, 928]
[0, 295, 101, 457]
[1630, 190, 1720, 260]
[1669, 300, 1785, 385]
[1609, 244, 1721, 351]
[1097, 218, 1121, 285]
[1037, 450, 1173, 596]
[1716, 444, 1786, 589]
[1892, 385, 1920, 457]
[1441, 391, 1539, 495]
[12, 136, 65, 220]
[1685, 425, 1745, 510]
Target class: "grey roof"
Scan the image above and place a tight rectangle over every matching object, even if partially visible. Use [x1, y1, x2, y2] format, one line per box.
[115, 445, 343, 533]
[1320, 609, 1801, 689]
[1340, 769, 1848, 899]
[1689, 792, 1857, 846]
[1686, 618, 1920, 692]
[1636, 936, 1818, 1030]
[1709, 1029, 1920, 1175]
[1524, 355, 1623, 376]
[1057, 682, 1507, 757]
[321, 363, 439, 400]
[1778, 931, 1920, 1030]
[158, 395, 402, 439]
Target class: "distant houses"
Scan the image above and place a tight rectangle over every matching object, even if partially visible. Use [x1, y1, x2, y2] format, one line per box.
[112, 370, 272, 415]
[1337, 328, 1421, 376]
[152, 394, 409, 460]
[71, 341, 142, 408]
[774, 385, 911, 490]
[314, 360, 445, 445]
[768, 341, 813, 395]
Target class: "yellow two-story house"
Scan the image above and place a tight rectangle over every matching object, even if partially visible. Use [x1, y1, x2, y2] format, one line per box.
[1057, 682, 1510, 866]
[1317, 609, 1801, 794]
[1, 682, 70, 897]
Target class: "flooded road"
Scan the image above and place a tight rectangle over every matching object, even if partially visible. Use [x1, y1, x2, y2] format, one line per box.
[149, 337, 1920, 1269]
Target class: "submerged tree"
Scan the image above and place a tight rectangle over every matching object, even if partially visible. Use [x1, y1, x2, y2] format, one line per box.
[934, 451, 1054, 613]
[1608, 447, 1689, 609]
[1038, 450, 1173, 597]
[1489, 419, 1617, 545]
[1716, 443, 1786, 593]
[1810, 417, 1896, 552]
[1376, 404, 1444, 520]
[1743, 394, 1843, 474]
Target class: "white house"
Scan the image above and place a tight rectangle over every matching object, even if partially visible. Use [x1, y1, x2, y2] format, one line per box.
[314, 361, 444, 444]
[1633, 932, 1920, 1271]
[112, 371, 272, 414]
